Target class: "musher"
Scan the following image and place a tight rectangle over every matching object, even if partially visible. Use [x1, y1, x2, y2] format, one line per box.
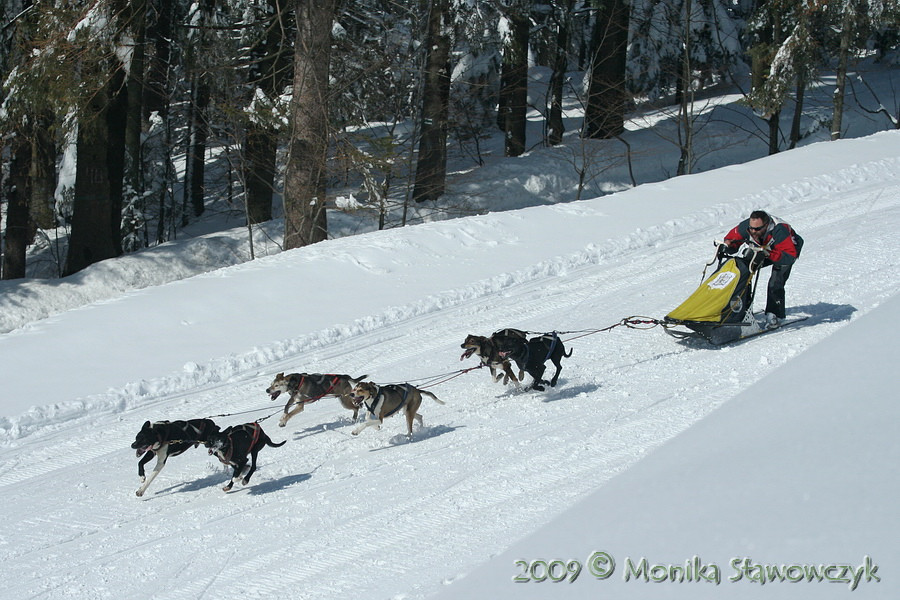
[720, 210, 804, 328]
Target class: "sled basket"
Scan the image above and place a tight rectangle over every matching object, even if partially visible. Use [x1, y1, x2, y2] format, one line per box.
[663, 253, 761, 344]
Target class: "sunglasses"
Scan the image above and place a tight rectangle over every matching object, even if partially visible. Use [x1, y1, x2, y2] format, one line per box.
[748, 225, 766, 232]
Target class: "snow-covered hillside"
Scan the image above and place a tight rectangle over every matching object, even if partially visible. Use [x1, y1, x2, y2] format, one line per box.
[0, 130, 897, 600]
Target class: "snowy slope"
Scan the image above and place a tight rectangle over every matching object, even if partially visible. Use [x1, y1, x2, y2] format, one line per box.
[435, 292, 900, 600]
[0, 131, 898, 600]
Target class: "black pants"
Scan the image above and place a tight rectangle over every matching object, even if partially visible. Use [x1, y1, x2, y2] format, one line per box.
[765, 263, 793, 319]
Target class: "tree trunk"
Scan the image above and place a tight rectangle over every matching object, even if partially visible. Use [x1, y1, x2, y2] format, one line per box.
[29, 113, 57, 230]
[244, 129, 277, 224]
[831, 4, 854, 141]
[789, 75, 806, 149]
[583, 0, 629, 139]
[244, 0, 292, 224]
[123, 0, 146, 249]
[2, 136, 33, 280]
[547, 0, 574, 147]
[283, 0, 335, 249]
[107, 78, 127, 258]
[676, 0, 693, 175]
[767, 110, 781, 155]
[412, 0, 451, 203]
[184, 73, 210, 228]
[143, 0, 173, 122]
[499, 9, 529, 157]
[64, 74, 127, 276]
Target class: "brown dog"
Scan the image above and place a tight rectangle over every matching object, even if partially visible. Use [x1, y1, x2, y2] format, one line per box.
[266, 372, 368, 427]
[460, 328, 527, 385]
[349, 381, 444, 440]
[460, 334, 519, 385]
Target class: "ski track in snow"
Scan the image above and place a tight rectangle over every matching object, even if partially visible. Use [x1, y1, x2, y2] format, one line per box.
[1, 160, 899, 599]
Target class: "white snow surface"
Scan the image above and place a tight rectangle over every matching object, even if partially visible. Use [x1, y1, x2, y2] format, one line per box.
[1, 129, 899, 599]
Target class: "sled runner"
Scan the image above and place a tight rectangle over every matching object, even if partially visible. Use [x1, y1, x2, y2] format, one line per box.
[663, 241, 786, 345]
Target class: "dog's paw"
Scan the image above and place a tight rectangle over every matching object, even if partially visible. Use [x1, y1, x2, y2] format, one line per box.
[222, 483, 234, 492]
[135, 489, 144, 497]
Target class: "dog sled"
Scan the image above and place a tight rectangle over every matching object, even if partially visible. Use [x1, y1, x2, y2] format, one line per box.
[663, 240, 793, 345]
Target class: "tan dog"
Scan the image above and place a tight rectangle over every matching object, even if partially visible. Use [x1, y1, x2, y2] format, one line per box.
[349, 381, 444, 440]
[266, 372, 368, 427]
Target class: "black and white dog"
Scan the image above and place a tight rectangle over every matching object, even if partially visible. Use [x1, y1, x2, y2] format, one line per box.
[131, 418, 220, 497]
[496, 332, 573, 391]
[205, 422, 286, 492]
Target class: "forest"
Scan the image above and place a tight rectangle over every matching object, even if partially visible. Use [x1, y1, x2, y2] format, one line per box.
[1, 0, 898, 280]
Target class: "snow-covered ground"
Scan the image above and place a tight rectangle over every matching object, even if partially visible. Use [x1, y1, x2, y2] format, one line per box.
[1, 58, 899, 598]
[441, 291, 899, 600]
[0, 130, 896, 600]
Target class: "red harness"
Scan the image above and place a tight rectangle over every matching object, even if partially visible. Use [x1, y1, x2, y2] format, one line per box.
[217, 423, 262, 465]
[294, 375, 340, 405]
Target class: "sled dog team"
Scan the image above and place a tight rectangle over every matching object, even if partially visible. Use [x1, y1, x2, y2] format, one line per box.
[131, 210, 802, 497]
[131, 328, 572, 497]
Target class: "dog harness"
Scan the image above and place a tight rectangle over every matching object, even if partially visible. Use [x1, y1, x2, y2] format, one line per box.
[543, 332, 559, 362]
[216, 423, 262, 465]
[151, 420, 210, 447]
[289, 374, 341, 404]
[367, 384, 410, 418]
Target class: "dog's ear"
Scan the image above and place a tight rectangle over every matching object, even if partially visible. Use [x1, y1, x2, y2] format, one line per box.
[276, 372, 284, 379]
[141, 420, 151, 430]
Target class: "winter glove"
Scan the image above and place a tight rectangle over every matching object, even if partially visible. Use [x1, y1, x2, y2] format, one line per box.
[716, 242, 737, 260]
[749, 248, 767, 269]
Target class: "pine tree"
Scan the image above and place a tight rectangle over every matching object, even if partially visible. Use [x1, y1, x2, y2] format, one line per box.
[283, 0, 335, 249]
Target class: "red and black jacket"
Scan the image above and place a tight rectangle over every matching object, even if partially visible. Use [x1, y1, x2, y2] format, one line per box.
[724, 216, 803, 266]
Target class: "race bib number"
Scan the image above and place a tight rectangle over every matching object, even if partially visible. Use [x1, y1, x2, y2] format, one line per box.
[707, 272, 736, 290]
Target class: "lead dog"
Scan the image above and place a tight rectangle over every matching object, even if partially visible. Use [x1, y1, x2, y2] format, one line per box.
[205, 422, 286, 492]
[131, 418, 220, 497]
[266, 372, 368, 427]
[496, 332, 573, 391]
[460, 328, 527, 385]
[349, 381, 444, 440]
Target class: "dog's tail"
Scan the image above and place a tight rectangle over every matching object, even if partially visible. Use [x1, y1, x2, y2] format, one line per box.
[267, 439, 287, 448]
[421, 390, 445, 405]
[565, 347, 573, 358]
